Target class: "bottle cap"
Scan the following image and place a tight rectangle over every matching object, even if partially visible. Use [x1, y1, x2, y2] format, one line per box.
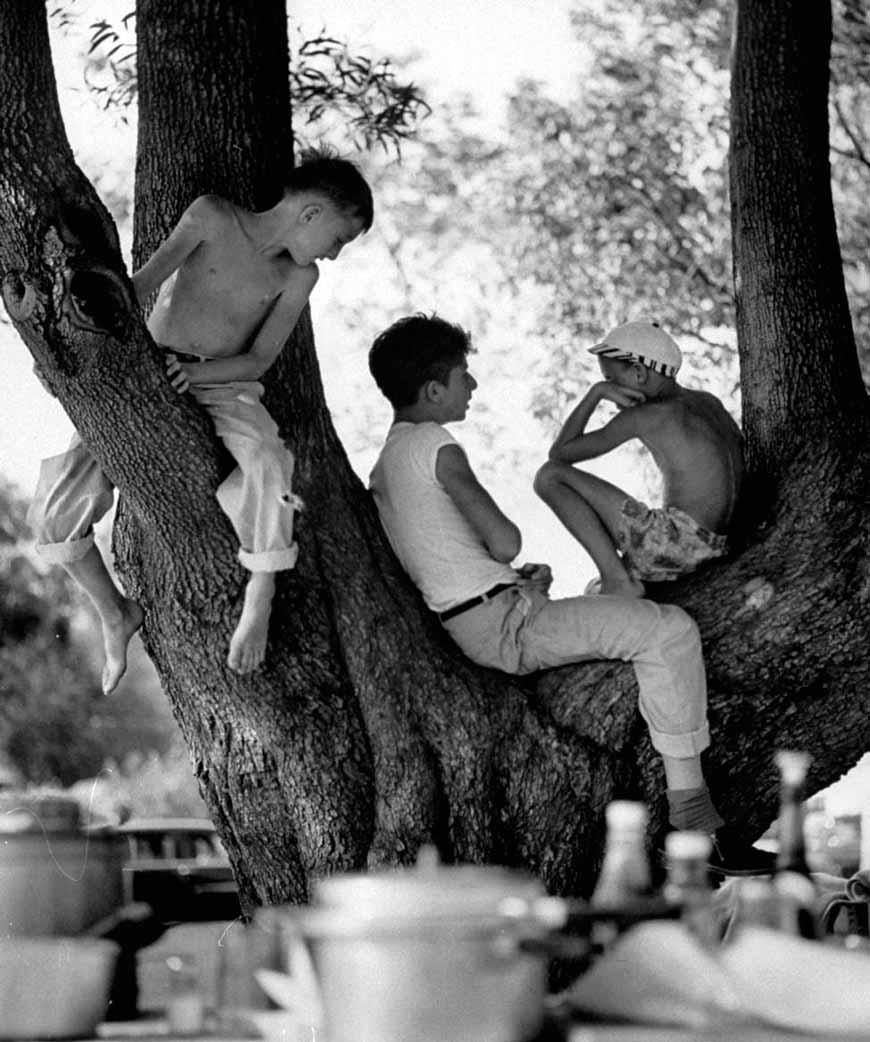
[775, 749, 811, 784]
[665, 830, 712, 860]
[605, 800, 648, 829]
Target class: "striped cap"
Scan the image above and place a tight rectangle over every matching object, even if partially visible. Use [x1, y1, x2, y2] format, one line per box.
[589, 320, 682, 377]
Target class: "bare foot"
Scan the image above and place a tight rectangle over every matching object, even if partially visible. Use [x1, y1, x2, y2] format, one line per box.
[598, 574, 646, 598]
[101, 599, 144, 695]
[227, 572, 275, 675]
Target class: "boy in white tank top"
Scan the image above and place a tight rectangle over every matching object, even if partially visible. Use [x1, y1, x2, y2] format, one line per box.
[368, 313, 772, 877]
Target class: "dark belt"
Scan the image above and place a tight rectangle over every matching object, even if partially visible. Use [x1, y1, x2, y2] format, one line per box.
[438, 583, 517, 623]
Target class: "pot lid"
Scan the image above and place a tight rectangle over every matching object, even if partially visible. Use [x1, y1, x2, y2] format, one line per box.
[312, 846, 546, 923]
[0, 792, 81, 833]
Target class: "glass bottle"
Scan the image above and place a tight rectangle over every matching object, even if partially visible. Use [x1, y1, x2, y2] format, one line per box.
[772, 749, 819, 939]
[166, 954, 205, 1035]
[722, 876, 782, 943]
[590, 800, 652, 908]
[663, 830, 718, 947]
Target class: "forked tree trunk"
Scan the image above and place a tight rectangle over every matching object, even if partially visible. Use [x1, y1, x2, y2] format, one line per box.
[1, 0, 868, 913]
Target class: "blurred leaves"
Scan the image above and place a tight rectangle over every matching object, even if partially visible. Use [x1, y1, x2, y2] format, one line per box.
[48, 7, 430, 155]
[356, 0, 869, 429]
[0, 479, 177, 787]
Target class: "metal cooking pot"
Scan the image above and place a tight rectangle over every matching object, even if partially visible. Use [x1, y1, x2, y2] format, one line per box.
[0, 792, 123, 936]
[272, 849, 585, 1042]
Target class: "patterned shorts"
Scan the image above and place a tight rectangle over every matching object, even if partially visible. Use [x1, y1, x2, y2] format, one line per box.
[616, 497, 728, 582]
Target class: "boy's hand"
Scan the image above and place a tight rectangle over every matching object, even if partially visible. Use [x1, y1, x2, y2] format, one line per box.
[593, 381, 646, 409]
[516, 562, 553, 593]
[166, 353, 191, 393]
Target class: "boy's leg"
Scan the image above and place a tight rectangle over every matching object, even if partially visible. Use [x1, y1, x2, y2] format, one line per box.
[533, 461, 643, 597]
[30, 435, 142, 695]
[193, 385, 298, 674]
[227, 571, 276, 675]
[517, 591, 722, 824]
[63, 547, 144, 695]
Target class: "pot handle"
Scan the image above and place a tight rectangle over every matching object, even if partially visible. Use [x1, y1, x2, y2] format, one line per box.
[516, 934, 592, 961]
[498, 894, 589, 930]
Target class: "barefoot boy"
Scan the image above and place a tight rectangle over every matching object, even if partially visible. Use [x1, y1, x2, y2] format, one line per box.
[535, 320, 743, 597]
[367, 313, 770, 874]
[30, 152, 373, 690]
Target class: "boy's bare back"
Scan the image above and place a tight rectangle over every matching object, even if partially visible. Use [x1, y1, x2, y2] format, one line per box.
[633, 387, 744, 532]
[145, 196, 313, 358]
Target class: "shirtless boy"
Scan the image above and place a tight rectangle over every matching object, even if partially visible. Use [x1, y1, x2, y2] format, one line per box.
[534, 320, 743, 597]
[368, 313, 771, 875]
[30, 152, 372, 690]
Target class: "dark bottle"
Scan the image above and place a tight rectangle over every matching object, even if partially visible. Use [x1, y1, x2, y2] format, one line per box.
[772, 749, 819, 939]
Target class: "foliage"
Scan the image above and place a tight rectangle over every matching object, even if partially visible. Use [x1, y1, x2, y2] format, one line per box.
[0, 479, 176, 786]
[0, 478, 102, 784]
[831, 0, 870, 365]
[86, 746, 209, 821]
[332, 0, 870, 434]
[48, 5, 430, 156]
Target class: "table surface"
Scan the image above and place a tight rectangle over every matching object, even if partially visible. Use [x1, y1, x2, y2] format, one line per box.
[80, 1020, 870, 1042]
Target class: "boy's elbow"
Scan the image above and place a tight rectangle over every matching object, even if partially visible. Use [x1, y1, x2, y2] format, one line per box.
[490, 525, 522, 563]
[548, 441, 576, 463]
[243, 355, 270, 381]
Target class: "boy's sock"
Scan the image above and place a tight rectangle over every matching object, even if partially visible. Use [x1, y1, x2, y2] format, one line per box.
[666, 785, 724, 834]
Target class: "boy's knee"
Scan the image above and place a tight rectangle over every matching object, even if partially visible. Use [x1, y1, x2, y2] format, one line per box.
[533, 460, 563, 500]
[658, 603, 702, 652]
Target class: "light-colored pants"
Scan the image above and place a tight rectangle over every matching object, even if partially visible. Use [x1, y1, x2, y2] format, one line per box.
[29, 381, 299, 574]
[443, 586, 709, 759]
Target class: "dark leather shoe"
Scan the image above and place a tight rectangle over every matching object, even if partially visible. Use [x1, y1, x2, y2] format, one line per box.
[707, 832, 778, 877]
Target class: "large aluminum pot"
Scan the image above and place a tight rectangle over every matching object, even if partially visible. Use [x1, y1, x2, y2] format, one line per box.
[0, 792, 123, 936]
[272, 850, 576, 1042]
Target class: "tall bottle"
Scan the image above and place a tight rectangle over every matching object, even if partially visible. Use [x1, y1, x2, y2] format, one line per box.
[663, 830, 718, 947]
[772, 749, 819, 939]
[590, 800, 652, 908]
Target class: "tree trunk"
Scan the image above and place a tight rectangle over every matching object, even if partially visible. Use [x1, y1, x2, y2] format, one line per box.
[1, 0, 869, 914]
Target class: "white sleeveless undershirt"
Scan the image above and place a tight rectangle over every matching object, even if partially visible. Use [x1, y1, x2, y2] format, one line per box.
[369, 421, 516, 613]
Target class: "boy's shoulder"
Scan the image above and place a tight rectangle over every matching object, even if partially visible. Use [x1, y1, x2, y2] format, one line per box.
[182, 193, 240, 232]
[382, 420, 457, 460]
[390, 419, 455, 445]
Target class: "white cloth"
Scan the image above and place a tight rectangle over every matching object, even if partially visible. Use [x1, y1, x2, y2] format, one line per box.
[30, 382, 299, 574]
[369, 421, 516, 613]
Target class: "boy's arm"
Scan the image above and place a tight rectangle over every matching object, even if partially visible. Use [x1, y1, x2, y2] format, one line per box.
[131, 196, 212, 304]
[177, 266, 319, 388]
[436, 444, 521, 564]
[549, 381, 646, 463]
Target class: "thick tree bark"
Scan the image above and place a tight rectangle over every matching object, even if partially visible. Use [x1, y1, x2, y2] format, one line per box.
[1, 0, 869, 915]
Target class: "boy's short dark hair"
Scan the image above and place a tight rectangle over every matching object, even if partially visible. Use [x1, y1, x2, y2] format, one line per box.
[369, 313, 472, 408]
[286, 147, 374, 230]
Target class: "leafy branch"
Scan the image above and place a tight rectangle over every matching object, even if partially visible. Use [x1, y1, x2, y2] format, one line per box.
[47, 7, 430, 155]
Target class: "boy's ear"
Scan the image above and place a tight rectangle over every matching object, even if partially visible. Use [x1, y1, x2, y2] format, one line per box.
[631, 362, 649, 386]
[422, 379, 443, 403]
[299, 203, 323, 223]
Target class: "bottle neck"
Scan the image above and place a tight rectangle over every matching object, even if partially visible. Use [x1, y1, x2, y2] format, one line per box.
[776, 778, 811, 876]
[592, 828, 650, 905]
[665, 854, 710, 897]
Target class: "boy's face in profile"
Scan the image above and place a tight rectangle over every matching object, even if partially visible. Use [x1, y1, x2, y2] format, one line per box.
[290, 202, 366, 266]
[598, 356, 644, 391]
[434, 361, 477, 422]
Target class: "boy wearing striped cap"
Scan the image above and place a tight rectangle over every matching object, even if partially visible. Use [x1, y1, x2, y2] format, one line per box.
[535, 319, 743, 597]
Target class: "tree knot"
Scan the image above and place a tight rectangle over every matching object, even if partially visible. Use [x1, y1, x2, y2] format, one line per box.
[64, 264, 134, 339]
[736, 577, 776, 616]
[1, 271, 39, 322]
